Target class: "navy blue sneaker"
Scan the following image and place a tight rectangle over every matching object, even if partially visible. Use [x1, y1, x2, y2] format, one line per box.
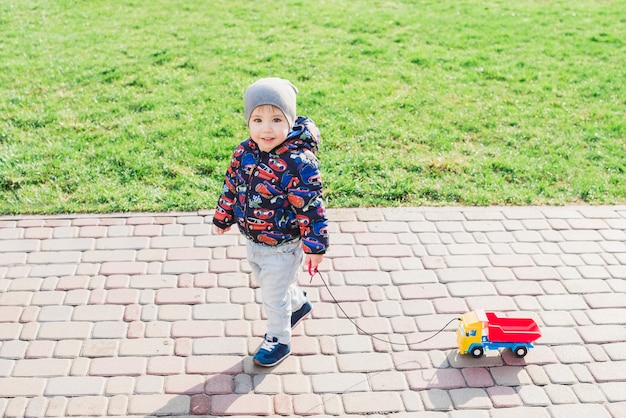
[253, 335, 291, 367]
[291, 300, 312, 329]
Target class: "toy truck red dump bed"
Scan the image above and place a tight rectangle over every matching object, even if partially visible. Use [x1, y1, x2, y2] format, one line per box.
[486, 312, 541, 343]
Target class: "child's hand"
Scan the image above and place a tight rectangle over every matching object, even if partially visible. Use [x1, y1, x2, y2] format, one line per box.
[213, 225, 231, 235]
[305, 253, 324, 275]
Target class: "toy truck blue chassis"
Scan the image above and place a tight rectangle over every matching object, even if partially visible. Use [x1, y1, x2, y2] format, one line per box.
[468, 338, 535, 358]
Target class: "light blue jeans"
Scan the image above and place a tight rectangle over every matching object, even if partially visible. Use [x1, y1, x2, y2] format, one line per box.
[247, 239, 307, 345]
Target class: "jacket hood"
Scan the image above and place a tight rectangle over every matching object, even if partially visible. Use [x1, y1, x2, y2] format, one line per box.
[283, 116, 321, 155]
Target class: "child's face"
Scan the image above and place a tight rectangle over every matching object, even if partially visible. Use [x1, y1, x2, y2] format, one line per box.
[248, 105, 290, 153]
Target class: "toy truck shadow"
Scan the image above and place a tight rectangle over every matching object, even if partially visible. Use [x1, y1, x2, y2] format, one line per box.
[457, 310, 542, 358]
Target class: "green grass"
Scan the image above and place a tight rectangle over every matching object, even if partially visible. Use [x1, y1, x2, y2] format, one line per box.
[1, 0, 625, 214]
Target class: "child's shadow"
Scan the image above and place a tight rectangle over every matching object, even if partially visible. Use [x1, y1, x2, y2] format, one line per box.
[149, 357, 267, 417]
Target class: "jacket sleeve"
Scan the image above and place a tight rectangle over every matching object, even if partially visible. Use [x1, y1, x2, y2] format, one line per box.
[212, 145, 242, 230]
[287, 153, 329, 254]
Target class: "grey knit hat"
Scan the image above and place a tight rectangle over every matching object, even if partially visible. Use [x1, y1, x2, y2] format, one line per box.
[244, 77, 298, 128]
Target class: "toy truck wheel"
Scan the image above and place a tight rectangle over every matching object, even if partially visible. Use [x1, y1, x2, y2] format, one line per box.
[471, 346, 484, 358]
[513, 346, 528, 358]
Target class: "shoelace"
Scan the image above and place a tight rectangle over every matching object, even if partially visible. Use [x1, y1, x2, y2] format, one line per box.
[259, 337, 279, 351]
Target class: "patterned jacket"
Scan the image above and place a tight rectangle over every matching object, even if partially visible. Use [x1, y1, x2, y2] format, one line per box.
[213, 116, 329, 254]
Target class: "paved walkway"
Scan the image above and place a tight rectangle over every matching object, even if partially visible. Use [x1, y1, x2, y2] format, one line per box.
[0, 206, 625, 417]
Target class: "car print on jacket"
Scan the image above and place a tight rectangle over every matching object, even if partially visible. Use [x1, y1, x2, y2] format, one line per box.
[213, 117, 329, 254]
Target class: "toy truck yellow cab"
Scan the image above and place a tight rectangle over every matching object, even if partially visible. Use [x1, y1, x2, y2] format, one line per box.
[457, 310, 541, 358]
[457, 310, 485, 357]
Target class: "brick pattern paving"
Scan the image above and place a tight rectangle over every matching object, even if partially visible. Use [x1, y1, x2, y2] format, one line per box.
[0, 206, 625, 417]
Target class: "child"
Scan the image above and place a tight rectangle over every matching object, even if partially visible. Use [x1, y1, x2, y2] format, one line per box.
[213, 77, 329, 367]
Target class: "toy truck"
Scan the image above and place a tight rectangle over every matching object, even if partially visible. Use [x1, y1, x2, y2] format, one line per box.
[457, 310, 541, 358]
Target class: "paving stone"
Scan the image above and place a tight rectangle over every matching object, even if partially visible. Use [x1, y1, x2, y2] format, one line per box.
[585, 293, 626, 308]
[0, 339, 27, 359]
[37, 306, 73, 322]
[13, 358, 71, 377]
[304, 318, 356, 336]
[251, 373, 280, 394]
[104, 376, 134, 396]
[516, 385, 551, 406]
[73, 305, 124, 321]
[210, 393, 272, 416]
[544, 384, 578, 405]
[461, 368, 494, 388]
[491, 406, 552, 418]
[391, 270, 438, 285]
[537, 294, 588, 310]
[37, 322, 92, 340]
[607, 265, 626, 279]
[420, 388, 454, 411]
[548, 403, 612, 418]
[543, 364, 578, 385]
[193, 337, 246, 355]
[513, 266, 560, 280]
[0, 239, 40, 253]
[162, 260, 209, 274]
[280, 374, 310, 395]
[437, 268, 486, 284]
[311, 373, 369, 393]
[489, 366, 532, 386]
[465, 295, 519, 312]
[406, 368, 465, 390]
[587, 344, 611, 362]
[343, 270, 391, 286]
[133, 374, 164, 394]
[128, 394, 190, 416]
[29, 264, 77, 278]
[24, 396, 48, 418]
[20, 322, 40, 341]
[600, 382, 626, 402]
[494, 281, 543, 296]
[5, 398, 28, 418]
[336, 352, 393, 373]
[155, 288, 204, 305]
[603, 342, 626, 361]
[288, 393, 320, 415]
[354, 315, 391, 332]
[119, 338, 174, 356]
[572, 383, 607, 403]
[606, 402, 626, 418]
[89, 357, 146, 376]
[31, 290, 66, 306]
[145, 321, 171, 338]
[96, 237, 149, 250]
[448, 388, 491, 409]
[186, 355, 243, 375]
[363, 370, 407, 392]
[0, 378, 46, 396]
[577, 325, 626, 343]
[25, 340, 54, 359]
[559, 241, 603, 254]
[81, 339, 118, 358]
[569, 363, 595, 384]
[45, 377, 106, 396]
[551, 345, 593, 363]
[28, 251, 81, 265]
[342, 391, 405, 414]
[447, 282, 496, 297]
[300, 354, 338, 374]
[399, 283, 448, 300]
[163, 374, 204, 394]
[587, 361, 626, 382]
[336, 335, 373, 354]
